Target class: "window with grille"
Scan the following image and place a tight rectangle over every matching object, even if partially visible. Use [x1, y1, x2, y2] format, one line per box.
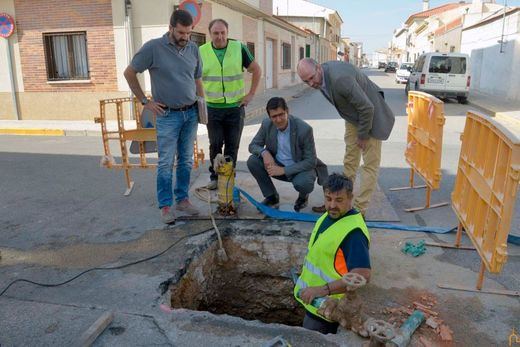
[43, 32, 89, 81]
[190, 32, 206, 46]
[282, 42, 291, 69]
[246, 42, 255, 58]
[299, 47, 304, 60]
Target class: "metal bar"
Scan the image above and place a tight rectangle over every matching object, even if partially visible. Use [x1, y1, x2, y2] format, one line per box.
[389, 185, 427, 191]
[437, 283, 519, 297]
[455, 222, 463, 248]
[404, 201, 448, 213]
[5, 37, 20, 120]
[476, 261, 485, 290]
[116, 101, 133, 195]
[424, 241, 475, 250]
[425, 186, 431, 208]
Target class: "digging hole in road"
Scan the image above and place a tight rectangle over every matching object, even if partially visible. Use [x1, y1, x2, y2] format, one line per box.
[170, 233, 307, 326]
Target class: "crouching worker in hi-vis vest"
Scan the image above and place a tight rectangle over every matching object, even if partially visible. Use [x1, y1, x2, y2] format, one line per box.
[294, 173, 371, 334]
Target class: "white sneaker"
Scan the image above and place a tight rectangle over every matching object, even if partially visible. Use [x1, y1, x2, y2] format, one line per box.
[160, 206, 176, 224]
[206, 180, 218, 190]
[176, 199, 199, 216]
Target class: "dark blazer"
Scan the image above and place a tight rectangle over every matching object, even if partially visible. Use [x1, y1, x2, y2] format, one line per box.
[248, 115, 328, 185]
[321, 61, 395, 140]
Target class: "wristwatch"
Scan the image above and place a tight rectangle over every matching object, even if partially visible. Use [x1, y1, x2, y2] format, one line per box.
[141, 97, 149, 106]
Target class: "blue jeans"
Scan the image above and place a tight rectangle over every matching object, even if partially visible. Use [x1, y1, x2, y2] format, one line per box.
[156, 107, 198, 209]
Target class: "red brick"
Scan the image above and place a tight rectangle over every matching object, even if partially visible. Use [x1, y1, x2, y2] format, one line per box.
[15, 0, 118, 92]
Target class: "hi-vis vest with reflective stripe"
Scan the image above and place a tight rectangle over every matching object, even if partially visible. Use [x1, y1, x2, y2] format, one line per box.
[293, 212, 370, 321]
[199, 40, 245, 104]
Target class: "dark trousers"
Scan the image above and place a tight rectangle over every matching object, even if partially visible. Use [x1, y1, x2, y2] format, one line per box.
[246, 155, 316, 198]
[303, 312, 339, 334]
[207, 106, 245, 181]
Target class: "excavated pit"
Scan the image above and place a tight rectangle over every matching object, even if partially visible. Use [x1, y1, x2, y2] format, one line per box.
[170, 230, 308, 326]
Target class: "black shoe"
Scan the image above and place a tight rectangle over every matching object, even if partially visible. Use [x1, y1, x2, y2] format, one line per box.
[294, 195, 309, 212]
[312, 204, 326, 213]
[261, 194, 279, 208]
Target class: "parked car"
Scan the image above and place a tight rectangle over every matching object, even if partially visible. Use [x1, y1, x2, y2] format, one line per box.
[405, 52, 470, 104]
[385, 62, 398, 73]
[395, 62, 413, 83]
[378, 61, 387, 69]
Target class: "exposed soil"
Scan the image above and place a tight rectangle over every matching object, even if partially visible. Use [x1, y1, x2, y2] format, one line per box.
[170, 235, 306, 326]
[169, 228, 506, 345]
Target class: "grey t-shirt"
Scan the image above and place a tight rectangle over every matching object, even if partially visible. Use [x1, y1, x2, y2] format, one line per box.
[131, 33, 202, 108]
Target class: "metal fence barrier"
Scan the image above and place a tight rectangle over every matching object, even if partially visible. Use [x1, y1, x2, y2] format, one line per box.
[390, 91, 448, 212]
[433, 111, 520, 296]
[95, 97, 204, 196]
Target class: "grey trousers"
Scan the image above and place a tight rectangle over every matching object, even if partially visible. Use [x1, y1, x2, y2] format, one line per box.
[246, 155, 316, 198]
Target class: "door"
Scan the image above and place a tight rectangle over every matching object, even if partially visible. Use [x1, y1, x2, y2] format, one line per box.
[445, 56, 468, 92]
[266, 39, 273, 89]
[425, 55, 448, 91]
[409, 55, 425, 90]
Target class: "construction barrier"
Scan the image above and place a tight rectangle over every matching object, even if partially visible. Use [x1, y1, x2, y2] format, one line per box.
[95, 97, 204, 196]
[451, 111, 520, 283]
[390, 91, 448, 212]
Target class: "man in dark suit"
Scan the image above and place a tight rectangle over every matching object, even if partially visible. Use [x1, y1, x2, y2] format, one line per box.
[297, 58, 395, 216]
[247, 97, 328, 212]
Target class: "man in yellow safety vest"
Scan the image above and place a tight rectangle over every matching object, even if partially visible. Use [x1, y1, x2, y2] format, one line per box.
[294, 173, 371, 334]
[199, 18, 261, 189]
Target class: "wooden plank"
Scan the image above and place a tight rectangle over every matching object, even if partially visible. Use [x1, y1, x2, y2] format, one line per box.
[77, 311, 114, 347]
[437, 283, 520, 297]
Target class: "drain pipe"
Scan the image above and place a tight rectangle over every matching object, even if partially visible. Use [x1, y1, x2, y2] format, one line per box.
[124, 0, 135, 119]
[4, 37, 20, 120]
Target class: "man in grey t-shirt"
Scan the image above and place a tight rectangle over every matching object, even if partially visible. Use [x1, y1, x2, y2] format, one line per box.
[124, 9, 203, 224]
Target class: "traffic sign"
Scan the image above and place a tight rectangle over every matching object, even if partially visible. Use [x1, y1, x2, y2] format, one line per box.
[0, 13, 15, 39]
[179, 0, 201, 27]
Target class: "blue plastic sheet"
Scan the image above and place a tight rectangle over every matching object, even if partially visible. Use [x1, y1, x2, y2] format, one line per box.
[235, 187, 454, 234]
[236, 187, 519, 243]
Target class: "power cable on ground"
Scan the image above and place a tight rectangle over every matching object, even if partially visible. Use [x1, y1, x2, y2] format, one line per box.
[0, 223, 220, 298]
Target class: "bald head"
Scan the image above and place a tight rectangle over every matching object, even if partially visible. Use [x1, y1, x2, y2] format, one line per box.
[297, 58, 322, 89]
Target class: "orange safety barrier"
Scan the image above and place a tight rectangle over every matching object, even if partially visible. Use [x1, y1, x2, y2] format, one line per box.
[94, 97, 204, 196]
[390, 91, 448, 212]
[449, 111, 520, 292]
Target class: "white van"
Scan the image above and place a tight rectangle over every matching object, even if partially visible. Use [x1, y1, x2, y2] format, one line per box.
[405, 52, 470, 104]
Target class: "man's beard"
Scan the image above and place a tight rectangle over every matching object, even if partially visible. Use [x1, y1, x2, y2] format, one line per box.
[174, 36, 188, 47]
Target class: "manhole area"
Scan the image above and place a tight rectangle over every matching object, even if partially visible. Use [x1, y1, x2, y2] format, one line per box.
[170, 234, 307, 326]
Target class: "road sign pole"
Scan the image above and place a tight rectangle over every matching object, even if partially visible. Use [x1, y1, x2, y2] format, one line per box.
[1, 12, 20, 120]
[4, 37, 19, 120]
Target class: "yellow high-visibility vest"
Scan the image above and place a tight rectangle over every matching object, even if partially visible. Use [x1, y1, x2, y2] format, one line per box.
[293, 212, 370, 321]
[199, 40, 245, 104]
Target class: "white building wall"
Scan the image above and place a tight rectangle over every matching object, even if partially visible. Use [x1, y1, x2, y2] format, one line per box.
[434, 27, 462, 52]
[461, 11, 520, 101]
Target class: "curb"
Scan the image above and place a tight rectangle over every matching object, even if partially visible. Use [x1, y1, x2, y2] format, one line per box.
[467, 100, 495, 116]
[0, 86, 311, 137]
[0, 128, 65, 136]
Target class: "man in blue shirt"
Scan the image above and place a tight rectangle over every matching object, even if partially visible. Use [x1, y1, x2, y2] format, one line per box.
[247, 97, 328, 211]
[124, 10, 203, 224]
[297, 173, 371, 334]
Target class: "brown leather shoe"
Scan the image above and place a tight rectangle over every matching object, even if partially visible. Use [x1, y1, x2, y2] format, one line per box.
[312, 204, 326, 213]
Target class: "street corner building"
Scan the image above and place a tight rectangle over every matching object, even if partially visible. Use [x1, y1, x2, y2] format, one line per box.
[0, 0, 341, 121]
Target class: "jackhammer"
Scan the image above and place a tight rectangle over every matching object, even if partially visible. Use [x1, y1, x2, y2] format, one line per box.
[213, 154, 238, 216]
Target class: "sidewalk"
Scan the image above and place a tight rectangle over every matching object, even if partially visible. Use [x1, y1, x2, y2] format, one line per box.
[467, 90, 520, 116]
[0, 83, 310, 136]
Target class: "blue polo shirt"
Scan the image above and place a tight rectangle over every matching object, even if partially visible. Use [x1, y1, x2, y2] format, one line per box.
[131, 33, 202, 108]
[312, 209, 371, 271]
